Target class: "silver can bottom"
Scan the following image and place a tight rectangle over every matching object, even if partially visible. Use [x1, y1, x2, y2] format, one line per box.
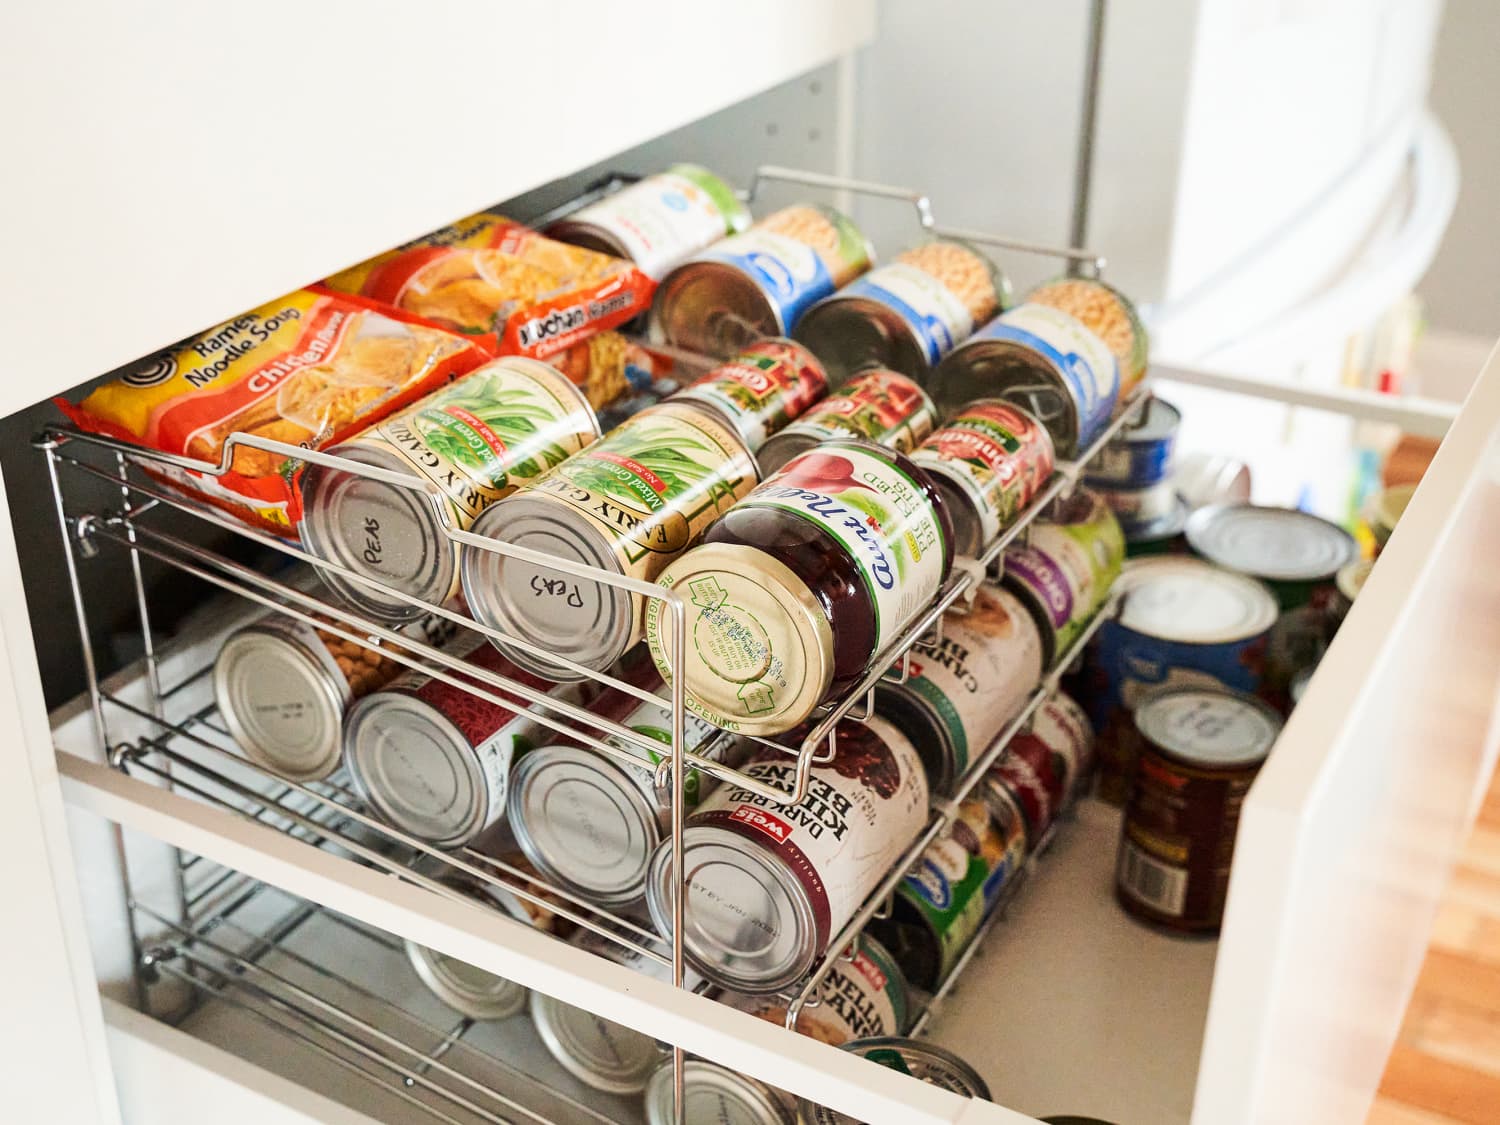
[651, 260, 785, 359]
[403, 936, 528, 1021]
[931, 337, 1083, 459]
[793, 295, 930, 387]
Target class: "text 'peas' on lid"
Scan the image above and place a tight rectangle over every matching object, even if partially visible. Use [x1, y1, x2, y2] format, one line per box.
[1135, 687, 1282, 768]
[1116, 557, 1279, 645]
[1185, 504, 1358, 583]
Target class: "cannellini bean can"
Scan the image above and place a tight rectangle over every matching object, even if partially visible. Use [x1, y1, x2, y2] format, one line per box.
[299, 357, 599, 623]
[874, 583, 1044, 795]
[793, 240, 1008, 384]
[653, 204, 875, 358]
[460, 401, 758, 680]
[644, 715, 928, 993]
[756, 368, 936, 475]
[671, 337, 828, 455]
[910, 399, 1056, 555]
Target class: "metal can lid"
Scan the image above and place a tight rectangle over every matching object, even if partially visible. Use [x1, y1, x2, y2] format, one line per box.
[530, 990, 663, 1095]
[299, 442, 455, 622]
[652, 542, 834, 737]
[643, 1059, 795, 1125]
[798, 1037, 991, 1122]
[645, 823, 818, 994]
[1185, 504, 1358, 583]
[794, 293, 932, 384]
[1117, 557, 1279, 645]
[461, 491, 636, 681]
[212, 626, 346, 781]
[1336, 558, 1374, 604]
[1135, 687, 1281, 768]
[508, 745, 660, 907]
[402, 936, 528, 1021]
[1118, 395, 1180, 444]
[342, 692, 486, 846]
[930, 336, 1082, 457]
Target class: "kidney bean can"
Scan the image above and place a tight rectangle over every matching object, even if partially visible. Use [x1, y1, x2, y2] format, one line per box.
[911, 398, 1056, 555]
[544, 163, 751, 280]
[672, 337, 828, 454]
[1002, 489, 1125, 665]
[871, 788, 1028, 991]
[653, 204, 874, 357]
[756, 368, 936, 475]
[1117, 687, 1281, 932]
[644, 715, 928, 993]
[300, 357, 599, 622]
[722, 932, 911, 1045]
[798, 1037, 991, 1124]
[342, 634, 571, 846]
[460, 401, 758, 680]
[1017, 690, 1095, 802]
[874, 583, 1044, 795]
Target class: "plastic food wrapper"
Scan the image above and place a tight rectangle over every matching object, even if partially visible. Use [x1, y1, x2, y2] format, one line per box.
[320, 213, 656, 359]
[56, 289, 487, 533]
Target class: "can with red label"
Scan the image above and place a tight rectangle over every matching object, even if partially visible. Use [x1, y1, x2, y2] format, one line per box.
[1008, 690, 1095, 804]
[670, 337, 828, 455]
[756, 368, 936, 476]
[911, 398, 1056, 555]
[987, 728, 1066, 845]
[643, 714, 928, 993]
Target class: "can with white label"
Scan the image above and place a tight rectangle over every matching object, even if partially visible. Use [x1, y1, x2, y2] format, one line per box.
[644, 715, 929, 993]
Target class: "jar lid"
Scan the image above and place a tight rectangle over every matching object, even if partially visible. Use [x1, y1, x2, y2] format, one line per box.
[1135, 687, 1281, 768]
[650, 542, 834, 736]
[1117, 557, 1279, 645]
[1185, 504, 1358, 582]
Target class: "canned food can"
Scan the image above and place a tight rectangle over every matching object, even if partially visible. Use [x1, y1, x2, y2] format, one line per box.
[911, 398, 1056, 554]
[1122, 496, 1190, 558]
[1173, 451, 1252, 510]
[508, 693, 740, 907]
[213, 614, 407, 781]
[875, 583, 1044, 795]
[299, 358, 600, 622]
[1016, 691, 1095, 802]
[652, 203, 875, 357]
[647, 440, 954, 736]
[1331, 557, 1373, 627]
[930, 303, 1120, 458]
[722, 933, 911, 1044]
[544, 164, 751, 280]
[1085, 396, 1179, 489]
[870, 788, 1027, 991]
[403, 877, 529, 1020]
[1086, 557, 1277, 803]
[1027, 276, 1149, 398]
[793, 240, 1008, 384]
[1117, 687, 1281, 933]
[643, 1059, 796, 1125]
[460, 401, 758, 680]
[644, 715, 928, 993]
[342, 634, 572, 847]
[988, 728, 1066, 844]
[756, 368, 936, 476]
[1365, 482, 1415, 555]
[1093, 480, 1179, 530]
[797, 1037, 991, 1123]
[1001, 489, 1125, 666]
[1185, 504, 1358, 611]
[671, 337, 828, 454]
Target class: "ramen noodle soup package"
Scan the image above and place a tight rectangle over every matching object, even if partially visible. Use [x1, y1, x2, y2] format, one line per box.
[321, 213, 656, 359]
[57, 289, 487, 533]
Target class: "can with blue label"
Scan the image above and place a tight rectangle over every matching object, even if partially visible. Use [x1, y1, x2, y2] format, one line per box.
[793, 240, 1009, 385]
[1085, 557, 1278, 803]
[1085, 396, 1180, 489]
[930, 301, 1121, 458]
[651, 203, 874, 359]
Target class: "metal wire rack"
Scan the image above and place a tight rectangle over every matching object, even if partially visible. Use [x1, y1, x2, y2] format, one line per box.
[42, 157, 1143, 1122]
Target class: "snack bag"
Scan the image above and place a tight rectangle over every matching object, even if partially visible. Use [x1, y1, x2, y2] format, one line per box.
[320, 213, 656, 359]
[57, 289, 486, 533]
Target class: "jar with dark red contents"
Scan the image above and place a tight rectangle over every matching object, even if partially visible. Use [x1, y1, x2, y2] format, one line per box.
[646, 439, 955, 736]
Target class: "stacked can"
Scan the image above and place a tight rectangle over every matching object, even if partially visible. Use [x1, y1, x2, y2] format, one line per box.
[402, 872, 536, 1021]
[1084, 397, 1186, 554]
[756, 368, 937, 475]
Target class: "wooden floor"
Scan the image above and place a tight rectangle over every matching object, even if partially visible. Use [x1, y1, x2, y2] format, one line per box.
[1369, 773, 1500, 1123]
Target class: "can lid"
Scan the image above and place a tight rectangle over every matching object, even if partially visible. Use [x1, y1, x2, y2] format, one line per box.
[930, 337, 1081, 457]
[1118, 396, 1180, 444]
[1117, 557, 1279, 644]
[508, 746, 660, 907]
[643, 1059, 794, 1125]
[342, 693, 485, 846]
[299, 443, 454, 622]
[798, 1037, 991, 1122]
[1185, 504, 1358, 583]
[213, 627, 345, 781]
[652, 543, 833, 736]
[651, 259, 783, 357]
[794, 294, 930, 385]
[1336, 558, 1374, 604]
[402, 936, 528, 1021]
[646, 823, 817, 993]
[1135, 687, 1281, 768]
[529, 990, 663, 1095]
[461, 492, 636, 681]
[1121, 495, 1189, 542]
